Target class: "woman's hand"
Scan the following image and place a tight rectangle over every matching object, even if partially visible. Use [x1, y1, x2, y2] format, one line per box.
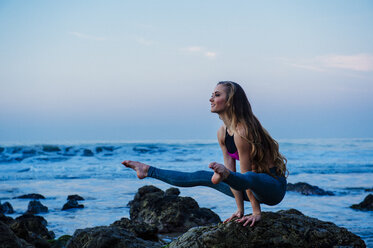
[236, 213, 261, 227]
[224, 210, 244, 223]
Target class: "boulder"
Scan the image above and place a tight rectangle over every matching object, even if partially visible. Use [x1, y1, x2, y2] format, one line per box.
[0, 201, 14, 214]
[67, 195, 84, 201]
[0, 212, 14, 225]
[26, 200, 48, 214]
[14, 194, 46, 200]
[82, 149, 94, 157]
[287, 182, 334, 196]
[169, 209, 366, 248]
[351, 194, 373, 211]
[62, 200, 84, 210]
[66, 225, 161, 248]
[128, 185, 221, 233]
[42, 145, 61, 152]
[10, 214, 54, 247]
[0, 221, 32, 248]
[111, 217, 159, 241]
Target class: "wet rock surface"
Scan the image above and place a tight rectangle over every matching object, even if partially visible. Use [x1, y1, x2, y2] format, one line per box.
[66, 225, 161, 248]
[169, 209, 366, 248]
[26, 200, 48, 214]
[128, 185, 221, 233]
[351, 194, 373, 211]
[287, 182, 334, 195]
[0, 221, 32, 248]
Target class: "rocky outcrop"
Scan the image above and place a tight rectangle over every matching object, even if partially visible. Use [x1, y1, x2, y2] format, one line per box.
[26, 200, 48, 214]
[62, 200, 84, 211]
[128, 185, 221, 233]
[14, 194, 45, 200]
[111, 217, 159, 241]
[169, 209, 366, 248]
[0, 201, 14, 214]
[0, 221, 32, 248]
[66, 225, 161, 248]
[287, 182, 334, 195]
[351, 194, 373, 211]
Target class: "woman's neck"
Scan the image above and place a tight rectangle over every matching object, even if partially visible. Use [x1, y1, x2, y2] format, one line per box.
[219, 112, 230, 129]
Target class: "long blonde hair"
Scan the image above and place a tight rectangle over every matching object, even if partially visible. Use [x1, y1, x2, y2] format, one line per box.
[218, 81, 288, 177]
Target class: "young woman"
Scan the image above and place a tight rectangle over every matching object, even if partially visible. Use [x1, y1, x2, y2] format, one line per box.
[122, 81, 288, 227]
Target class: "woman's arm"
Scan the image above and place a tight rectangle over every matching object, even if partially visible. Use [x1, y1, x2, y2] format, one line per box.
[217, 126, 244, 221]
[234, 125, 262, 226]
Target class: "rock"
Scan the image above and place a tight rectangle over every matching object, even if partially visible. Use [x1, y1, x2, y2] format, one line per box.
[351, 194, 373, 211]
[169, 209, 366, 248]
[365, 188, 373, 192]
[82, 149, 94, 157]
[42, 145, 61, 152]
[0, 212, 15, 225]
[10, 213, 55, 247]
[0, 221, 32, 248]
[14, 194, 46, 199]
[95, 146, 114, 153]
[67, 195, 84, 201]
[0, 147, 4, 153]
[0, 201, 14, 214]
[111, 217, 159, 241]
[62, 200, 84, 210]
[26, 200, 48, 214]
[66, 225, 162, 248]
[287, 182, 334, 196]
[128, 185, 221, 233]
[165, 188, 180, 196]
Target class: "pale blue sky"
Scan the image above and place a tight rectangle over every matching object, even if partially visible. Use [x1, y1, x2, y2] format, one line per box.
[1, 0, 372, 142]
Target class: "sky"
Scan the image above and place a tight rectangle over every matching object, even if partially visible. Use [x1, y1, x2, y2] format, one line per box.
[0, 0, 373, 143]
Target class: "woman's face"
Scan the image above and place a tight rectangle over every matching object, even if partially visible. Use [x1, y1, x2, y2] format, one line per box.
[210, 84, 227, 113]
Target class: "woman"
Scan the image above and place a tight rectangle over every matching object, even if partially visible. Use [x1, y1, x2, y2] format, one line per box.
[122, 81, 288, 227]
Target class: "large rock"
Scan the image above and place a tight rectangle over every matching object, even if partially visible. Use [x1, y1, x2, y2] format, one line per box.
[287, 182, 334, 196]
[351, 194, 373, 211]
[111, 217, 159, 241]
[67, 195, 84, 201]
[66, 225, 161, 248]
[168, 209, 365, 248]
[128, 186, 221, 233]
[10, 213, 55, 247]
[26, 200, 48, 214]
[0, 201, 14, 214]
[0, 221, 32, 248]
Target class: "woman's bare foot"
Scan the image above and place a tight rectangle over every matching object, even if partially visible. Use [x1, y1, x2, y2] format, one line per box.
[209, 162, 230, 184]
[121, 160, 149, 179]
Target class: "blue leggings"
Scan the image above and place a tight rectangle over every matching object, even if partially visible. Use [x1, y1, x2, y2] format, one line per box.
[147, 166, 287, 206]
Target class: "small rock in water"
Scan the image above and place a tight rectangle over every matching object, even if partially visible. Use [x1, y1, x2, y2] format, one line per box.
[26, 200, 48, 214]
[14, 193, 46, 199]
[62, 199, 84, 210]
[287, 182, 334, 196]
[128, 185, 221, 233]
[42, 145, 61, 152]
[67, 194, 85, 201]
[350, 194, 373, 211]
[0, 201, 14, 214]
[82, 149, 94, 156]
[365, 188, 373, 192]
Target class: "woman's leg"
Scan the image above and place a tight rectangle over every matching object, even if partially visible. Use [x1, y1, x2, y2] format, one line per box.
[122, 160, 248, 200]
[209, 163, 286, 205]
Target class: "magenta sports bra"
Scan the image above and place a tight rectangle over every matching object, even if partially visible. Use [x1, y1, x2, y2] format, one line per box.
[225, 128, 239, 160]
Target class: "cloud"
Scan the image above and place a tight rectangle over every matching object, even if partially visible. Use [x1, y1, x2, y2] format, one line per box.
[183, 46, 217, 58]
[282, 54, 373, 72]
[69, 32, 107, 41]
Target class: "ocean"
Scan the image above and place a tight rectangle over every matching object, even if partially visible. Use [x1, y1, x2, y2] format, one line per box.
[0, 138, 372, 246]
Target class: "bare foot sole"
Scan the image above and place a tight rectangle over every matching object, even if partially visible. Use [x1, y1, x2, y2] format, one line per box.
[209, 163, 230, 184]
[122, 160, 149, 179]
